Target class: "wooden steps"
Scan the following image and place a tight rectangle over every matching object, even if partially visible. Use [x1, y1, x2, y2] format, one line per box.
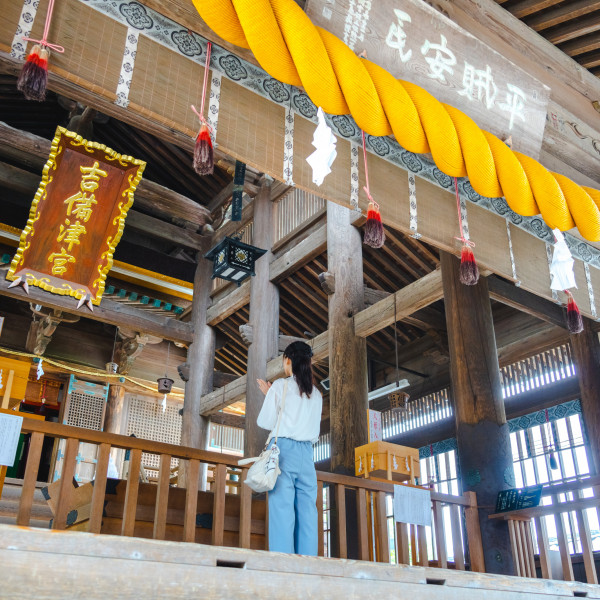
[1, 524, 599, 600]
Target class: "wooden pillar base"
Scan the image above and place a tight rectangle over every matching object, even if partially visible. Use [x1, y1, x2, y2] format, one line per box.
[457, 420, 515, 575]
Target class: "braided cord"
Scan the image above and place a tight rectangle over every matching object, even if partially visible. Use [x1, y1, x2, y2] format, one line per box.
[194, 0, 600, 242]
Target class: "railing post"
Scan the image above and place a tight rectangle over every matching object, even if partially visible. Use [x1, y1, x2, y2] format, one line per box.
[212, 463, 227, 546]
[432, 499, 447, 568]
[335, 484, 347, 559]
[356, 487, 369, 561]
[88, 442, 111, 533]
[53, 437, 79, 530]
[238, 467, 252, 549]
[317, 481, 324, 557]
[16, 431, 44, 527]
[183, 459, 200, 543]
[121, 448, 142, 536]
[153, 454, 171, 540]
[463, 491, 485, 573]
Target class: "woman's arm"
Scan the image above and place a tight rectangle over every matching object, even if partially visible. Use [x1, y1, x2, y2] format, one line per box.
[256, 379, 282, 431]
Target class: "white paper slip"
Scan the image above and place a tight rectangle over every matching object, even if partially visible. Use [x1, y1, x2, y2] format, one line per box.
[0, 413, 24, 467]
[393, 483, 432, 527]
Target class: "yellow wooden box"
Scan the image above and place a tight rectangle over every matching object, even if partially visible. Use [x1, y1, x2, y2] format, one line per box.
[355, 441, 420, 483]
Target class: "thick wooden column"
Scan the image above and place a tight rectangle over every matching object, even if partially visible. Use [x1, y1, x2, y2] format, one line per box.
[182, 247, 215, 487]
[328, 203, 368, 473]
[441, 251, 515, 575]
[104, 385, 125, 434]
[569, 322, 600, 474]
[245, 178, 279, 458]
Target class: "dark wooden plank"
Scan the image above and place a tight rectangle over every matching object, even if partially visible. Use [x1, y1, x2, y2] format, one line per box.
[463, 492, 485, 573]
[183, 459, 200, 544]
[88, 443, 111, 534]
[375, 491, 390, 563]
[16, 431, 44, 527]
[153, 454, 171, 540]
[121, 448, 142, 537]
[212, 463, 227, 547]
[396, 521, 410, 565]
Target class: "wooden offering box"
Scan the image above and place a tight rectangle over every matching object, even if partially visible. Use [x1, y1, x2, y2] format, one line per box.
[355, 441, 420, 483]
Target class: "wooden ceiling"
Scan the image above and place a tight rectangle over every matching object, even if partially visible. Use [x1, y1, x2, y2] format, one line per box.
[496, 0, 600, 76]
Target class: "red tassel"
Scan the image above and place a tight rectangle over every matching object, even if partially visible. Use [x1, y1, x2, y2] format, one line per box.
[565, 290, 584, 334]
[193, 123, 214, 176]
[17, 45, 49, 101]
[459, 244, 479, 286]
[363, 201, 385, 248]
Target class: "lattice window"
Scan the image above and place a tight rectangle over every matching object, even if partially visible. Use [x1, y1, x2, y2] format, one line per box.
[126, 395, 182, 478]
[65, 391, 105, 430]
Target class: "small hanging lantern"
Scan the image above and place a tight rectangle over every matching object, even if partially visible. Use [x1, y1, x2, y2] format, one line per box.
[204, 235, 266, 285]
[389, 390, 410, 413]
[157, 341, 174, 393]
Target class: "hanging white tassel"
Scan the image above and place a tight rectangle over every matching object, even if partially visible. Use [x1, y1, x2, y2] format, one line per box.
[306, 107, 337, 186]
[550, 228, 576, 291]
[0, 368, 3, 390]
[36, 358, 44, 380]
[161, 394, 167, 413]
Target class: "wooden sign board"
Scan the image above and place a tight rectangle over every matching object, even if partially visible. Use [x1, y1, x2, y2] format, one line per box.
[7, 127, 145, 305]
[305, 0, 550, 158]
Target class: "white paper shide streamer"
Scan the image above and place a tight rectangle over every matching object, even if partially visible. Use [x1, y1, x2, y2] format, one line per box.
[306, 107, 337, 186]
[550, 228, 576, 291]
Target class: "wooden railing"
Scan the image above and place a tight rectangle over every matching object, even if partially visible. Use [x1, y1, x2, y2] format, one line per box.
[9, 418, 483, 571]
[490, 476, 600, 583]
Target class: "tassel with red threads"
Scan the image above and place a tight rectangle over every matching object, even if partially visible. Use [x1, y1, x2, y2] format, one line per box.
[191, 41, 214, 176]
[17, 45, 50, 101]
[364, 199, 385, 248]
[564, 290, 584, 334]
[361, 130, 385, 248]
[454, 177, 479, 285]
[17, 0, 63, 101]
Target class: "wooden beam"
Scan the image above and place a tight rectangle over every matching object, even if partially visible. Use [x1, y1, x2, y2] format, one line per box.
[0, 277, 192, 344]
[526, 0, 600, 32]
[211, 203, 254, 245]
[487, 275, 565, 330]
[124, 211, 206, 251]
[269, 223, 327, 283]
[206, 281, 251, 326]
[0, 121, 211, 226]
[354, 270, 444, 338]
[200, 374, 248, 415]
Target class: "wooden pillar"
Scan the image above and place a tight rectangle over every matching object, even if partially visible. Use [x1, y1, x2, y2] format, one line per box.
[569, 322, 600, 474]
[441, 251, 515, 575]
[182, 246, 215, 488]
[327, 202, 368, 473]
[104, 384, 125, 435]
[245, 178, 279, 458]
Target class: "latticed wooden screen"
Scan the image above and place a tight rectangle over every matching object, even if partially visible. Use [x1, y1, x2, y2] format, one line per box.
[126, 395, 182, 478]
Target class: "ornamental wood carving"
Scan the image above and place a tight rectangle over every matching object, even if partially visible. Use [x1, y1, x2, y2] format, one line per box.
[6, 127, 145, 305]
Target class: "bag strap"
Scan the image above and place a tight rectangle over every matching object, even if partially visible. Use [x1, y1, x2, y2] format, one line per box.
[272, 379, 288, 445]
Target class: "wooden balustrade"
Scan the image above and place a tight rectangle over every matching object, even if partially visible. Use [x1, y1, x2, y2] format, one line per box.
[8, 418, 483, 573]
[490, 476, 600, 584]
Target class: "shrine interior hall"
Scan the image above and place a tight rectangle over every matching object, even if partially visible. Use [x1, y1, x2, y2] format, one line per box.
[1, 0, 600, 598]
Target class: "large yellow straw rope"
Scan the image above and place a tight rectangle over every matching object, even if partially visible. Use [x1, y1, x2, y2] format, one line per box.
[194, 0, 600, 242]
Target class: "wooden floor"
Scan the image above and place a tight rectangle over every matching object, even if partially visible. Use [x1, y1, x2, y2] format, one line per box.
[0, 525, 599, 599]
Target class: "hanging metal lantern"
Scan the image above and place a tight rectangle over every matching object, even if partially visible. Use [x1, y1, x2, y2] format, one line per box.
[204, 235, 266, 285]
[157, 377, 174, 393]
[389, 390, 410, 413]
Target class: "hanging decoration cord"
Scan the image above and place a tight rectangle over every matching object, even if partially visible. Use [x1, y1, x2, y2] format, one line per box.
[454, 177, 473, 249]
[191, 41, 213, 132]
[361, 130, 375, 207]
[22, 0, 65, 53]
[393, 298, 399, 387]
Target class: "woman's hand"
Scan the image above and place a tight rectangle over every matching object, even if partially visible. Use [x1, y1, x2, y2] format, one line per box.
[257, 379, 272, 395]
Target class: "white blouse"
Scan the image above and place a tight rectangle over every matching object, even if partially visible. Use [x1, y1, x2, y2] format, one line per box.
[257, 376, 323, 444]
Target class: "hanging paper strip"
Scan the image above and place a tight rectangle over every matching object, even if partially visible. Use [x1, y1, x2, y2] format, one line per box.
[350, 141, 359, 210]
[408, 173, 420, 239]
[11, 0, 39, 60]
[584, 263, 597, 319]
[206, 69, 222, 146]
[114, 28, 139, 108]
[7, 127, 145, 305]
[458, 190, 470, 242]
[545, 242, 559, 302]
[283, 106, 294, 186]
[506, 220, 520, 287]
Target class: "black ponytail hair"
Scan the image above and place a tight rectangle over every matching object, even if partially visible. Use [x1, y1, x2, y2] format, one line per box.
[283, 341, 314, 397]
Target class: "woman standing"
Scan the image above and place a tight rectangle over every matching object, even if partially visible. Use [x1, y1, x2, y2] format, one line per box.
[257, 341, 323, 555]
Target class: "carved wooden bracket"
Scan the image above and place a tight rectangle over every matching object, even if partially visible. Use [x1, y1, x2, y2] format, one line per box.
[26, 305, 80, 356]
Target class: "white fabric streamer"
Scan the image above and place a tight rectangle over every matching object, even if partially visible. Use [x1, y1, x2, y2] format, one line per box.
[306, 107, 337, 186]
[550, 228, 576, 291]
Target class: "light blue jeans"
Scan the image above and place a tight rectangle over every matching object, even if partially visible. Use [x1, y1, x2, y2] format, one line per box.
[267, 437, 318, 555]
